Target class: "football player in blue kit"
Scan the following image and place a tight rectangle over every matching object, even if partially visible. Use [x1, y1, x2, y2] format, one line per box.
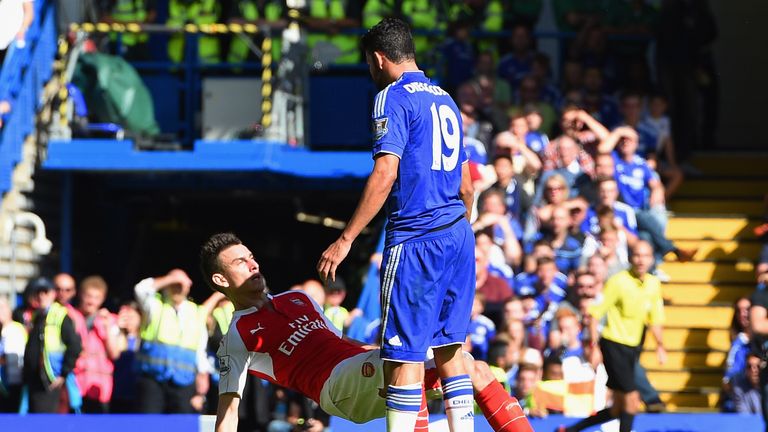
[317, 18, 477, 432]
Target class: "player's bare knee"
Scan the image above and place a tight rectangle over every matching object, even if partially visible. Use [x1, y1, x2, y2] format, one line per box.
[470, 360, 495, 391]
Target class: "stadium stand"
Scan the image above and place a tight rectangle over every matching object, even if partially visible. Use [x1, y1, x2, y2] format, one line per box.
[648, 153, 768, 411]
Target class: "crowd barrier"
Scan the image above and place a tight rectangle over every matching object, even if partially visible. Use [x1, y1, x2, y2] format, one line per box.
[0, 413, 762, 431]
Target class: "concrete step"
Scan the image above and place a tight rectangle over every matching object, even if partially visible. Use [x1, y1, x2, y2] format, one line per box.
[659, 261, 756, 284]
[644, 328, 730, 351]
[663, 240, 763, 262]
[659, 391, 719, 410]
[666, 217, 758, 240]
[648, 370, 723, 390]
[677, 179, 768, 199]
[639, 351, 726, 370]
[662, 305, 733, 329]
[669, 199, 764, 217]
[662, 283, 753, 305]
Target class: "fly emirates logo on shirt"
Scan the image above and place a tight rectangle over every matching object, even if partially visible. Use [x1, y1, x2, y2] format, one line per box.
[277, 314, 330, 356]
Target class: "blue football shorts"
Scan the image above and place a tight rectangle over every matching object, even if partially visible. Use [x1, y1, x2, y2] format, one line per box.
[379, 218, 475, 362]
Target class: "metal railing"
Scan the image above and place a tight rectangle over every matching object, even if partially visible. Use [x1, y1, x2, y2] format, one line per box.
[0, 0, 57, 194]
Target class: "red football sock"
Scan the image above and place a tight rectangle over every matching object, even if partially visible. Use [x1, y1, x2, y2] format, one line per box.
[414, 387, 429, 432]
[475, 379, 533, 432]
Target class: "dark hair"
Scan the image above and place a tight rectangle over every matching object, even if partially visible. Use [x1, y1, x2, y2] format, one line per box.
[543, 351, 564, 368]
[536, 256, 556, 267]
[487, 341, 509, 368]
[360, 18, 415, 63]
[25, 276, 54, 296]
[517, 362, 540, 376]
[200, 232, 243, 292]
[478, 187, 506, 210]
[730, 296, 751, 336]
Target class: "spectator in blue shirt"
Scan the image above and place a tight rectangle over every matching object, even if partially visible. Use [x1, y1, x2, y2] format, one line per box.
[536, 136, 593, 204]
[580, 177, 639, 242]
[618, 92, 684, 203]
[475, 230, 515, 289]
[468, 293, 497, 362]
[508, 109, 547, 159]
[524, 104, 550, 148]
[490, 153, 523, 219]
[548, 308, 584, 362]
[600, 126, 697, 268]
[527, 206, 583, 275]
[493, 131, 543, 220]
[724, 297, 752, 407]
[641, 92, 685, 200]
[439, 19, 476, 95]
[497, 24, 535, 88]
[473, 188, 524, 268]
[732, 353, 762, 415]
[514, 257, 568, 332]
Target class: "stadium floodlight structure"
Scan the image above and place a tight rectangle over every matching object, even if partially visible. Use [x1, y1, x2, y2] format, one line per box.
[1, 211, 53, 302]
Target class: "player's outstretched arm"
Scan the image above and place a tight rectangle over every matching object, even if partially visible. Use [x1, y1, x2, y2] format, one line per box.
[317, 154, 399, 282]
[215, 393, 241, 432]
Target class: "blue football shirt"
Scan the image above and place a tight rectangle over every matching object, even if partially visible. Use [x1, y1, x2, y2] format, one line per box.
[580, 202, 638, 236]
[372, 71, 468, 246]
[613, 152, 655, 210]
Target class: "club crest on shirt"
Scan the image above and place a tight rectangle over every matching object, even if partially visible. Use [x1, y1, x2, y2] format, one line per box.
[373, 117, 389, 140]
[290, 298, 306, 307]
[361, 361, 375, 377]
[219, 355, 231, 376]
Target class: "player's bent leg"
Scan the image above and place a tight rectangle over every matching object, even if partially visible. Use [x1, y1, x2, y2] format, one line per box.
[384, 360, 425, 432]
[434, 344, 474, 432]
[318, 350, 387, 424]
[470, 360, 534, 432]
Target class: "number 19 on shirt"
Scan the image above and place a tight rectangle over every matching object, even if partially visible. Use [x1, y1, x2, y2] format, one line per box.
[430, 103, 461, 172]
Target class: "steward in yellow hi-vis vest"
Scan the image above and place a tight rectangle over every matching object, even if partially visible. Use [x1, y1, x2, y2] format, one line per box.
[227, 0, 284, 64]
[167, 0, 221, 64]
[105, 0, 155, 53]
[22, 277, 82, 413]
[305, 0, 362, 64]
[134, 269, 210, 413]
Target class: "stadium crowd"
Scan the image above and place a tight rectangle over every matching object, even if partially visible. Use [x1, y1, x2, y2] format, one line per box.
[0, 0, 740, 429]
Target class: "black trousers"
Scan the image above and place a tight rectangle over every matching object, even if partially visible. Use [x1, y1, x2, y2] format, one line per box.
[137, 375, 196, 414]
[28, 377, 62, 413]
[82, 397, 109, 413]
[0, 384, 22, 413]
